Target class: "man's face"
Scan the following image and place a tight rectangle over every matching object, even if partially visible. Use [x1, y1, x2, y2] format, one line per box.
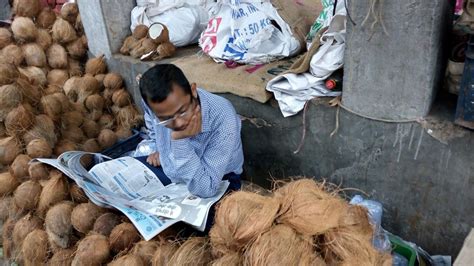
[147, 83, 197, 131]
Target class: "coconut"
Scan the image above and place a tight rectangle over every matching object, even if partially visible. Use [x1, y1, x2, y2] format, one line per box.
[13, 181, 42, 211]
[0, 197, 13, 222]
[90, 212, 121, 237]
[22, 229, 49, 265]
[71, 202, 105, 234]
[47, 43, 68, 69]
[12, 214, 43, 249]
[0, 28, 12, 49]
[48, 69, 69, 87]
[67, 35, 88, 59]
[116, 105, 143, 129]
[112, 89, 131, 107]
[22, 43, 47, 67]
[77, 75, 101, 104]
[98, 114, 114, 130]
[72, 234, 110, 266]
[103, 88, 115, 107]
[85, 94, 105, 112]
[2, 218, 17, 259]
[35, 28, 53, 51]
[37, 172, 69, 217]
[211, 252, 242, 266]
[68, 58, 83, 77]
[0, 123, 5, 137]
[16, 78, 41, 106]
[0, 172, 20, 198]
[11, 17, 37, 43]
[103, 73, 123, 90]
[156, 42, 176, 60]
[45, 201, 75, 249]
[28, 162, 49, 181]
[109, 255, 144, 266]
[148, 23, 170, 44]
[109, 222, 141, 253]
[0, 44, 24, 66]
[130, 38, 157, 59]
[5, 104, 34, 136]
[37, 7, 56, 29]
[61, 3, 79, 24]
[151, 241, 178, 266]
[40, 94, 63, 121]
[26, 138, 52, 158]
[61, 111, 84, 129]
[82, 119, 100, 139]
[0, 63, 19, 85]
[120, 36, 140, 55]
[132, 25, 148, 40]
[0, 83, 23, 121]
[0, 137, 22, 166]
[13, 0, 40, 18]
[18, 66, 47, 87]
[116, 127, 133, 140]
[23, 114, 57, 148]
[169, 237, 212, 266]
[69, 183, 88, 204]
[98, 129, 117, 149]
[49, 248, 75, 265]
[52, 18, 77, 44]
[275, 179, 349, 236]
[130, 240, 158, 265]
[85, 55, 107, 75]
[63, 76, 80, 101]
[61, 126, 86, 144]
[75, 15, 84, 35]
[10, 154, 31, 179]
[209, 191, 280, 255]
[53, 92, 72, 112]
[82, 138, 100, 153]
[245, 224, 318, 266]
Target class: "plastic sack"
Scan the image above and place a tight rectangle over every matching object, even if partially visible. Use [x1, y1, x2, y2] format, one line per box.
[199, 0, 301, 65]
[307, 0, 345, 48]
[131, 1, 214, 47]
[133, 139, 156, 157]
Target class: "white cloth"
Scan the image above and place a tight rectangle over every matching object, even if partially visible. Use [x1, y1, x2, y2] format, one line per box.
[266, 2, 347, 117]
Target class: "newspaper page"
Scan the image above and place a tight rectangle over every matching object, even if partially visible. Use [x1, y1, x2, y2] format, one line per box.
[35, 152, 229, 240]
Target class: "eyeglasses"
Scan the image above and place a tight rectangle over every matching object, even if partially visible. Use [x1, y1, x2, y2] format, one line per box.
[157, 97, 196, 126]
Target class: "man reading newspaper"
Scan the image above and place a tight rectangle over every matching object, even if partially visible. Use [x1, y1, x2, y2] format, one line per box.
[136, 64, 244, 228]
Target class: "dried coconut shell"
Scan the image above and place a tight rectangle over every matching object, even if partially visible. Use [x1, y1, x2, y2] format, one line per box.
[98, 114, 114, 130]
[148, 23, 170, 44]
[45, 201, 75, 249]
[130, 38, 157, 59]
[131, 240, 158, 265]
[82, 138, 100, 153]
[22, 43, 47, 67]
[37, 172, 69, 217]
[98, 129, 117, 149]
[37, 7, 56, 29]
[112, 89, 131, 107]
[13, 181, 42, 211]
[18, 66, 47, 87]
[0, 44, 24, 66]
[0, 171, 20, 196]
[110, 222, 141, 253]
[92, 212, 121, 237]
[67, 35, 88, 59]
[49, 248, 75, 265]
[120, 36, 140, 55]
[48, 69, 69, 87]
[0, 28, 12, 49]
[13, 0, 40, 18]
[10, 154, 31, 179]
[210, 191, 280, 255]
[40, 94, 62, 121]
[85, 55, 107, 75]
[0, 83, 22, 121]
[72, 234, 110, 266]
[68, 58, 83, 76]
[82, 119, 100, 139]
[36, 28, 53, 50]
[11, 16, 37, 43]
[151, 241, 178, 266]
[28, 162, 49, 181]
[245, 224, 318, 266]
[86, 94, 105, 111]
[0, 137, 22, 166]
[61, 3, 79, 24]
[5, 104, 34, 136]
[0, 63, 19, 85]
[52, 18, 77, 44]
[47, 43, 69, 69]
[26, 138, 52, 158]
[12, 213, 43, 248]
[22, 229, 49, 265]
[169, 237, 212, 266]
[16, 77, 42, 106]
[71, 202, 105, 234]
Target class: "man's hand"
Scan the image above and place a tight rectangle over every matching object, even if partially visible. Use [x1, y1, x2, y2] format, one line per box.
[146, 152, 160, 167]
[172, 105, 202, 140]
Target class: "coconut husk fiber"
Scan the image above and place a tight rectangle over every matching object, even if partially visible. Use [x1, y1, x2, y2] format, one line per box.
[18, 66, 47, 87]
[49, 248, 76, 265]
[85, 55, 107, 75]
[45, 201, 75, 249]
[151, 240, 178, 266]
[16, 78, 42, 107]
[71, 202, 105, 234]
[209, 191, 280, 255]
[70, 183, 89, 203]
[92, 212, 121, 236]
[2, 218, 17, 259]
[12, 213, 43, 249]
[72, 233, 110, 266]
[0, 63, 19, 86]
[13, 0, 41, 18]
[0, 83, 23, 121]
[109, 254, 145, 266]
[22, 43, 47, 68]
[28, 161, 49, 181]
[5, 104, 35, 136]
[0, 44, 24, 66]
[109, 222, 141, 253]
[37, 172, 69, 217]
[13, 180, 42, 211]
[0, 28, 12, 49]
[169, 237, 212, 266]
[11, 16, 38, 43]
[244, 224, 324, 266]
[36, 28, 53, 50]
[131, 240, 159, 265]
[23, 114, 58, 148]
[0, 137, 22, 166]
[0, 196, 13, 222]
[10, 154, 31, 179]
[274, 178, 349, 236]
[37, 7, 57, 29]
[211, 252, 242, 266]
[52, 18, 77, 44]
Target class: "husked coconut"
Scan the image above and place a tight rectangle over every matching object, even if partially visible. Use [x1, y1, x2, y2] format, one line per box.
[11, 16, 37, 43]
[54, 139, 78, 156]
[22, 43, 47, 67]
[0, 28, 12, 49]
[40, 94, 62, 121]
[49, 248, 75, 265]
[69, 183, 88, 203]
[0, 63, 19, 85]
[71, 202, 105, 234]
[0, 83, 22, 121]
[72, 234, 110, 266]
[85, 55, 107, 75]
[36, 28, 53, 50]
[109, 254, 144, 266]
[45, 201, 75, 249]
[4, 104, 34, 136]
[109, 222, 141, 253]
[10, 154, 31, 179]
[61, 3, 79, 24]
[93, 212, 121, 236]
[22, 229, 49, 265]
[13, 180, 42, 211]
[36, 7, 56, 29]
[12, 213, 43, 248]
[0, 44, 24, 66]
[0, 172, 20, 196]
[18, 66, 47, 87]
[68, 57, 83, 76]
[131, 240, 159, 265]
[37, 172, 69, 216]
[82, 138, 101, 153]
[82, 119, 100, 139]
[67, 35, 88, 59]
[52, 18, 77, 44]
[28, 162, 49, 181]
[103, 73, 123, 90]
[13, 0, 40, 18]
[16, 77, 42, 106]
[112, 89, 131, 107]
[47, 43, 68, 69]
[0, 137, 22, 165]
[47, 69, 69, 87]
[26, 138, 52, 158]
[98, 129, 117, 149]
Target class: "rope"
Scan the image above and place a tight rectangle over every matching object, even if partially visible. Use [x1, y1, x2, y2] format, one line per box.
[293, 101, 310, 154]
[361, 0, 389, 36]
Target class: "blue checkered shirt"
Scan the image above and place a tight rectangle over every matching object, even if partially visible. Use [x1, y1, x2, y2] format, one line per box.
[142, 89, 244, 198]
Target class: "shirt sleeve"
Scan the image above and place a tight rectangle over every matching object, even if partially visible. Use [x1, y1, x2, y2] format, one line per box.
[142, 101, 157, 144]
[167, 120, 239, 198]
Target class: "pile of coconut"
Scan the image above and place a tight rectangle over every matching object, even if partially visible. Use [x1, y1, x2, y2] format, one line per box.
[120, 23, 176, 61]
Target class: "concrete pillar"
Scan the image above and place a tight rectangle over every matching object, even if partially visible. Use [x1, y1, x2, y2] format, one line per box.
[0, 0, 11, 21]
[77, 0, 135, 58]
[342, 0, 453, 120]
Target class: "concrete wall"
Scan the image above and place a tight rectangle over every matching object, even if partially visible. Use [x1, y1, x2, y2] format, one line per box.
[0, 0, 10, 20]
[342, 0, 453, 120]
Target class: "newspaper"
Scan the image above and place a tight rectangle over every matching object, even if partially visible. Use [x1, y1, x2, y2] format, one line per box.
[35, 151, 229, 240]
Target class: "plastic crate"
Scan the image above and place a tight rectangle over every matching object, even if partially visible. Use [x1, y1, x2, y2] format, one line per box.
[101, 130, 144, 159]
[455, 34, 474, 129]
[389, 234, 417, 266]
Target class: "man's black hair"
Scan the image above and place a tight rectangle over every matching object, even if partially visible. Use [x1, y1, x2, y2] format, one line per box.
[139, 64, 192, 104]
